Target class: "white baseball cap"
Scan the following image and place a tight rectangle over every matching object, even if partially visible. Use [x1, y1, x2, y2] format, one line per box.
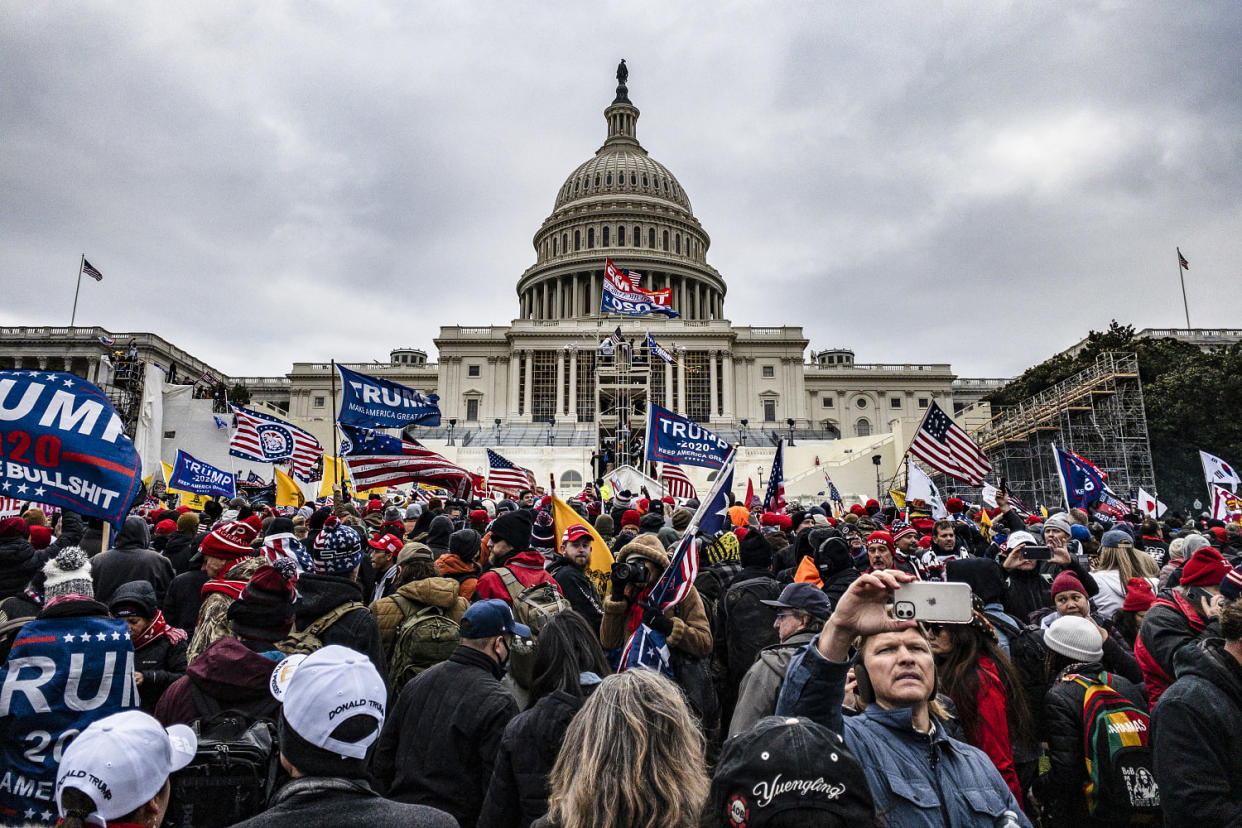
[1005, 530, 1037, 549]
[269, 644, 386, 759]
[55, 710, 196, 823]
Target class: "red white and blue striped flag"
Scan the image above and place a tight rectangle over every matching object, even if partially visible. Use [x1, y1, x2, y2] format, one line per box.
[486, 449, 536, 495]
[340, 424, 473, 497]
[229, 405, 323, 482]
[763, 439, 786, 511]
[908, 401, 991, 487]
[660, 462, 696, 500]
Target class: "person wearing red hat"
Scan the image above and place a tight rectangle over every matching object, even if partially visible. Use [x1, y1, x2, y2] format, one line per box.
[1136, 543, 1235, 707]
[620, 509, 642, 533]
[1112, 577, 1157, 649]
[863, 532, 901, 575]
[368, 533, 405, 603]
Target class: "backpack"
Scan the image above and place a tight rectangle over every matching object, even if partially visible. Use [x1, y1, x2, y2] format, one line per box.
[721, 576, 781, 687]
[497, 567, 570, 688]
[387, 594, 460, 692]
[1068, 671, 1160, 820]
[166, 685, 281, 828]
[276, 601, 367, 655]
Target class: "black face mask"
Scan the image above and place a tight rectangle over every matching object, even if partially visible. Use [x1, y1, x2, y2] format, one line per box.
[496, 636, 511, 672]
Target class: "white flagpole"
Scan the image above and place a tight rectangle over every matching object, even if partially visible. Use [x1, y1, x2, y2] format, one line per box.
[70, 254, 85, 326]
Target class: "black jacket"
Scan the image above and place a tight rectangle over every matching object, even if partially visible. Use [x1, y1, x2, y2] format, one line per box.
[549, 558, 603, 634]
[476, 690, 586, 828]
[0, 533, 40, 602]
[133, 628, 188, 713]
[1042, 664, 1147, 826]
[293, 572, 387, 678]
[162, 531, 199, 575]
[1003, 557, 1097, 625]
[233, 777, 458, 828]
[89, 516, 175, 605]
[163, 569, 209, 632]
[374, 646, 519, 828]
[426, 516, 456, 559]
[1152, 639, 1242, 826]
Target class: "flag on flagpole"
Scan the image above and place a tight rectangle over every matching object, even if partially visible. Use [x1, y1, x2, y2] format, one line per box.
[908, 401, 991, 487]
[823, 469, 844, 514]
[229, 405, 324, 481]
[82, 259, 103, 281]
[1137, 487, 1167, 519]
[274, 465, 306, 508]
[1051, 444, 1105, 511]
[1210, 484, 1242, 521]
[317, 455, 345, 499]
[486, 448, 536, 495]
[659, 462, 696, 500]
[744, 478, 755, 510]
[1200, 450, 1240, 492]
[763, 440, 786, 511]
[906, 460, 947, 519]
[339, 424, 473, 497]
[1178, 247, 1189, 270]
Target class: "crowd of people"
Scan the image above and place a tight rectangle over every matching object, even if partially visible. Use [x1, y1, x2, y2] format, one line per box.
[1, 480, 1241, 827]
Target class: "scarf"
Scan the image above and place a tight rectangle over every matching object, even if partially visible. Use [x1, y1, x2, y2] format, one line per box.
[201, 578, 247, 601]
[132, 610, 187, 649]
[625, 585, 655, 634]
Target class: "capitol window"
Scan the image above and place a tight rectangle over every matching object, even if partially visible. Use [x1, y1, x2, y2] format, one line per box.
[822, 397, 834, 408]
[468, 365, 480, 377]
[606, 173, 612, 185]
[856, 418, 872, 437]
[662, 230, 669, 251]
[643, 174, 648, 186]
[675, 234, 681, 254]
[602, 226, 610, 246]
[762, 365, 775, 378]
[618, 225, 625, 246]
[633, 225, 640, 246]
[891, 397, 901, 409]
[631, 173, 636, 186]
[648, 228, 656, 247]
[313, 395, 325, 408]
[855, 397, 867, 408]
[594, 175, 600, 187]
[919, 397, 929, 408]
[588, 228, 595, 248]
[574, 230, 581, 251]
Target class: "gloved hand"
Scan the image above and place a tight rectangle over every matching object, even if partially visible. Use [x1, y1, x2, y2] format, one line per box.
[641, 603, 674, 636]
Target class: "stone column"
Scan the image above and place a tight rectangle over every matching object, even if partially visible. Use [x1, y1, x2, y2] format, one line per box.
[568, 349, 578, 420]
[523, 350, 534, 421]
[555, 350, 566, 419]
[722, 352, 735, 419]
[708, 351, 719, 417]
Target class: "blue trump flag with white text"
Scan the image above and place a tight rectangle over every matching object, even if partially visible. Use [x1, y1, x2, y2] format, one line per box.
[168, 449, 236, 498]
[1051, 444, 1104, 510]
[0, 616, 138, 823]
[0, 370, 142, 527]
[336, 364, 441, 429]
[644, 403, 732, 470]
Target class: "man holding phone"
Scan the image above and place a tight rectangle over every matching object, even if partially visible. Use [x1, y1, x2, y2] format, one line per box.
[1001, 530, 1098, 625]
[776, 570, 1030, 826]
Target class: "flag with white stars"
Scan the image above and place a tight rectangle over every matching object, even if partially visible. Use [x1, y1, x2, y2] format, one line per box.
[0, 616, 138, 821]
[908, 401, 992, 487]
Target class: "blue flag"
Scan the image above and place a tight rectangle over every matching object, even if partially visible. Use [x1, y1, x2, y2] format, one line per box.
[168, 449, 236, 498]
[0, 616, 139, 821]
[645, 332, 674, 364]
[1051, 444, 1104, 510]
[336, 364, 441, 429]
[0, 370, 142, 527]
[644, 403, 732, 470]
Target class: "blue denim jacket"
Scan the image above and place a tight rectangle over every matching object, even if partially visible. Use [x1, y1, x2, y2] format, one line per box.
[775, 636, 1031, 828]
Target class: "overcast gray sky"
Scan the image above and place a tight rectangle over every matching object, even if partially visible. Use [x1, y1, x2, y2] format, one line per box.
[3, 1, 1238, 380]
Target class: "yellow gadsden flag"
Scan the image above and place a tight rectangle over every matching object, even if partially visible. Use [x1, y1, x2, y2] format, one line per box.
[550, 494, 614, 597]
[318, 455, 347, 499]
[275, 465, 306, 508]
[161, 461, 212, 511]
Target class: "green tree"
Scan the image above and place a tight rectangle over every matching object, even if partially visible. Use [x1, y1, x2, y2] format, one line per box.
[227, 382, 252, 406]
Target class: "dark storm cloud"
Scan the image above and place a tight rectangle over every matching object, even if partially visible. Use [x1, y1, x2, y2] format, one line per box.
[1, 2, 1238, 379]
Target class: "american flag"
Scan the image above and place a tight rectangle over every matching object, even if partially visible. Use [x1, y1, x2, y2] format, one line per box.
[607, 326, 624, 346]
[908, 401, 991, 487]
[228, 405, 323, 481]
[1178, 247, 1189, 270]
[763, 439, 786, 511]
[340, 424, 472, 497]
[245, 470, 267, 486]
[82, 258, 103, 281]
[486, 449, 536, 494]
[660, 462, 696, 500]
[823, 469, 844, 510]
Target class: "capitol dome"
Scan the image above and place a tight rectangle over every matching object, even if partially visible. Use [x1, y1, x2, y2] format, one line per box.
[517, 67, 726, 322]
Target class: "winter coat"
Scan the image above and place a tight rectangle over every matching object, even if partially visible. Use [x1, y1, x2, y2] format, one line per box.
[474, 550, 560, 605]
[294, 572, 387, 678]
[89, 517, 175, 605]
[774, 640, 1031, 827]
[1003, 557, 1097, 625]
[549, 557, 604, 634]
[1091, 570, 1157, 620]
[729, 629, 816, 737]
[370, 576, 468, 656]
[598, 538, 713, 660]
[476, 690, 587, 828]
[154, 636, 281, 726]
[713, 565, 780, 690]
[374, 646, 520, 828]
[132, 627, 188, 713]
[0, 532, 40, 602]
[426, 515, 455, 559]
[43, 510, 84, 559]
[186, 556, 265, 663]
[965, 655, 1022, 807]
[162, 569, 209, 633]
[232, 777, 458, 828]
[1135, 589, 1218, 708]
[1041, 664, 1147, 826]
[1151, 638, 1242, 826]
[162, 531, 198, 575]
[436, 553, 481, 600]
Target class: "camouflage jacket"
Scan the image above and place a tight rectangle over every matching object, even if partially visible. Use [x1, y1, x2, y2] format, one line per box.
[186, 556, 265, 663]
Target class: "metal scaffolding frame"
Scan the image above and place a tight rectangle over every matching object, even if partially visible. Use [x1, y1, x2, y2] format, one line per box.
[941, 352, 1156, 509]
[596, 351, 651, 473]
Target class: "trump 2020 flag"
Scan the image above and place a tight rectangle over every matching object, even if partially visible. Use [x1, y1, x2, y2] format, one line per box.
[644, 403, 732, 470]
[0, 615, 138, 822]
[168, 449, 236, 498]
[1051, 444, 1104, 510]
[0, 370, 142, 527]
[601, 259, 680, 318]
[336, 364, 441, 429]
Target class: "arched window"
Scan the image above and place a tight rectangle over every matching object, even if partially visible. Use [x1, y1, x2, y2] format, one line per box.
[630, 173, 636, 186]
[606, 172, 612, 186]
[588, 228, 595, 248]
[594, 175, 600, 187]
[559, 470, 583, 490]
[648, 228, 656, 248]
[553, 236, 558, 255]
[633, 226, 641, 247]
[562, 233, 568, 253]
[662, 230, 669, 251]
[574, 179, 580, 192]
[675, 234, 681, 254]
[856, 418, 872, 437]
[655, 177, 661, 189]
[602, 226, 610, 246]
[618, 225, 626, 246]
[643, 174, 649, 186]
[574, 230, 581, 251]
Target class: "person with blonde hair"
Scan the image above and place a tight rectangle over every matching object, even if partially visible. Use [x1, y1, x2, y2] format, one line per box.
[535, 669, 709, 828]
[1091, 529, 1159, 617]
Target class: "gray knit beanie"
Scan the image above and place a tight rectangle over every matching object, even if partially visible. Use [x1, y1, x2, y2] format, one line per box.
[1045, 615, 1103, 663]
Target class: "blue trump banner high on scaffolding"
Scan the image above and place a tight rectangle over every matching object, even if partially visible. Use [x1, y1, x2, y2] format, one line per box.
[169, 449, 236, 498]
[0, 370, 142, 527]
[644, 403, 732, 470]
[336, 364, 442, 429]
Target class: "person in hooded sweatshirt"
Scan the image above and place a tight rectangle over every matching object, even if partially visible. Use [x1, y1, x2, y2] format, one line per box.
[108, 581, 188, 713]
[424, 514, 456, 560]
[370, 541, 469, 658]
[474, 510, 561, 605]
[155, 561, 297, 725]
[437, 528, 483, 599]
[162, 511, 200, 575]
[0, 515, 41, 602]
[90, 515, 176, 606]
[293, 516, 387, 677]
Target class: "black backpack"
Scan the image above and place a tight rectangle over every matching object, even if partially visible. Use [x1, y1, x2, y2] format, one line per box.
[721, 576, 782, 687]
[166, 685, 282, 828]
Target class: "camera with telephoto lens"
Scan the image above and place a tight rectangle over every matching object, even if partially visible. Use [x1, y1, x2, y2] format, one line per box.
[611, 560, 651, 586]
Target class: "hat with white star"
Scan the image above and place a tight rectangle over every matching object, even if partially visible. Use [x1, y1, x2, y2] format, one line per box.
[43, 547, 93, 601]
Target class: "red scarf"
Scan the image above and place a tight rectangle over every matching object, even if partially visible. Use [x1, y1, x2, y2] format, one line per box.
[626, 586, 655, 634]
[132, 610, 187, 649]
